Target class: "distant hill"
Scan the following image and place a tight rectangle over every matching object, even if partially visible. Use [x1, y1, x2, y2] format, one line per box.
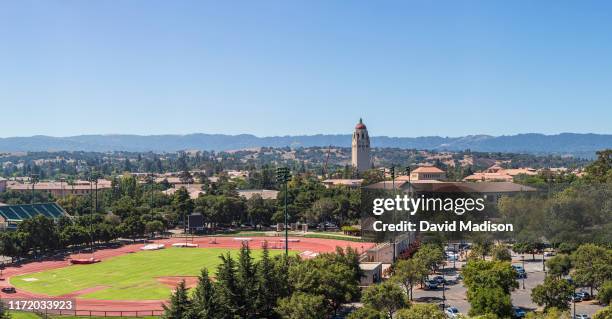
[0, 133, 610, 157]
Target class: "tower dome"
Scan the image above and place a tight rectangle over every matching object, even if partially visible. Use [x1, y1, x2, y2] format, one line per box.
[355, 118, 367, 130]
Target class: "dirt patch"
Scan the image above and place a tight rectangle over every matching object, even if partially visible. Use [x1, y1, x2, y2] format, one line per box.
[156, 276, 199, 288]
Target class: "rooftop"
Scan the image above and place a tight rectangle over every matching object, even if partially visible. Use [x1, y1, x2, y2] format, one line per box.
[359, 262, 382, 271]
[412, 166, 445, 173]
[237, 189, 279, 200]
[7, 179, 112, 190]
[367, 181, 537, 193]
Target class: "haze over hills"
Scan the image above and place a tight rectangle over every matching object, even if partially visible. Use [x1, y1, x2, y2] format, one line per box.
[0, 133, 610, 157]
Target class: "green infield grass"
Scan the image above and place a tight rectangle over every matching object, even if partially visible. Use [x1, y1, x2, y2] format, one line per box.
[11, 247, 288, 301]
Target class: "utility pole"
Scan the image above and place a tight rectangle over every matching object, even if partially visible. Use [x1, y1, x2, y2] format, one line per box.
[453, 243, 457, 269]
[276, 167, 291, 256]
[521, 255, 526, 289]
[442, 262, 446, 310]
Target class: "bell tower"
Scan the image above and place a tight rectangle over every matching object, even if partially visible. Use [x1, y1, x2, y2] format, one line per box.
[351, 118, 371, 172]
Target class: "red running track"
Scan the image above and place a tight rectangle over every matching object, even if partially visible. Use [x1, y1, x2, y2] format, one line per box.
[0, 236, 374, 313]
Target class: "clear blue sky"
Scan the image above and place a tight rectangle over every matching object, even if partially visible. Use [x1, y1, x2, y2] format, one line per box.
[1, 1, 611, 138]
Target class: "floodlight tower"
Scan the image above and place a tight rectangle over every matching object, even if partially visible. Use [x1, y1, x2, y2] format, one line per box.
[276, 167, 291, 256]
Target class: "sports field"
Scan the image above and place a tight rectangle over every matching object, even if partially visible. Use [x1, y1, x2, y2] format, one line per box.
[11, 247, 287, 300]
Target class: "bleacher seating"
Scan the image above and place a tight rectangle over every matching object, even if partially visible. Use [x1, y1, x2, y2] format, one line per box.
[0, 203, 68, 223]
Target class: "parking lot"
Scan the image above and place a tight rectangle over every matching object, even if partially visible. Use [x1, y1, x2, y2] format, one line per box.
[410, 253, 605, 317]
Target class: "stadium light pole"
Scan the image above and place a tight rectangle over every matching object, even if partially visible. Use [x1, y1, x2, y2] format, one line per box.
[405, 166, 411, 246]
[276, 167, 291, 256]
[30, 173, 39, 204]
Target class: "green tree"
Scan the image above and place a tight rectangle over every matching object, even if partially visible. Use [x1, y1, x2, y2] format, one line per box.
[395, 303, 446, 319]
[584, 149, 612, 183]
[236, 243, 258, 318]
[306, 197, 337, 226]
[289, 257, 360, 314]
[514, 241, 544, 261]
[593, 305, 612, 319]
[189, 268, 222, 319]
[216, 253, 242, 317]
[391, 259, 428, 300]
[525, 308, 570, 319]
[467, 286, 513, 318]
[119, 215, 145, 242]
[145, 220, 165, 237]
[491, 245, 512, 262]
[545, 255, 572, 279]
[571, 244, 612, 295]
[462, 260, 519, 294]
[163, 280, 190, 319]
[255, 243, 282, 317]
[531, 277, 574, 311]
[472, 239, 494, 260]
[557, 243, 578, 255]
[275, 293, 327, 319]
[320, 247, 363, 284]
[361, 281, 408, 318]
[246, 194, 273, 229]
[413, 244, 444, 273]
[347, 307, 385, 319]
[598, 281, 612, 306]
[173, 187, 194, 229]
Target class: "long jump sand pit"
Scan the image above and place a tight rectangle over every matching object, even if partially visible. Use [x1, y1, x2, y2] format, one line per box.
[2, 236, 374, 313]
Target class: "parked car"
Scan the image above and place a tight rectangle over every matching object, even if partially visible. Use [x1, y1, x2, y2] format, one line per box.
[575, 291, 591, 301]
[433, 275, 446, 285]
[573, 314, 590, 319]
[459, 243, 470, 250]
[512, 307, 526, 318]
[571, 293, 583, 302]
[1, 287, 16, 293]
[425, 280, 439, 290]
[544, 251, 556, 257]
[445, 306, 460, 318]
[515, 268, 527, 279]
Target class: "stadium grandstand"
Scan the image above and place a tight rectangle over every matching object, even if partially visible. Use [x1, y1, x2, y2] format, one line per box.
[0, 203, 68, 230]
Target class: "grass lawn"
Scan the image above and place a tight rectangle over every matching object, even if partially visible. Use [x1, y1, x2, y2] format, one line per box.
[9, 312, 42, 319]
[304, 233, 362, 242]
[11, 247, 287, 301]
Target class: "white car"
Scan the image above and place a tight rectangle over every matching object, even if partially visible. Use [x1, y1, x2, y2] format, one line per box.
[574, 315, 590, 319]
[445, 306, 460, 318]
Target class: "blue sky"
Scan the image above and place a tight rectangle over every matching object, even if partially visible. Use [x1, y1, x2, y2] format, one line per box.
[1, 1, 611, 138]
